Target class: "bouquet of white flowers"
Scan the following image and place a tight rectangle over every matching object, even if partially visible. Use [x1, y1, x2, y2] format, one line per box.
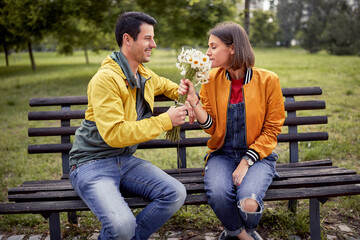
[165, 48, 211, 142]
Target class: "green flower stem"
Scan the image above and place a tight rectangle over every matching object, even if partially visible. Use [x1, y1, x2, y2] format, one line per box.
[165, 64, 197, 142]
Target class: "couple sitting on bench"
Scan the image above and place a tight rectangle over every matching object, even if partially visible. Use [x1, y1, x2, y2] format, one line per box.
[69, 11, 284, 240]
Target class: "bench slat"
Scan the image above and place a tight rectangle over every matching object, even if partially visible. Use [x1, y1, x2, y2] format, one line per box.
[265, 184, 360, 201]
[284, 116, 327, 126]
[27, 100, 326, 121]
[8, 174, 360, 203]
[3, 184, 360, 214]
[8, 166, 357, 195]
[28, 110, 85, 121]
[29, 96, 88, 106]
[14, 167, 336, 189]
[277, 132, 328, 142]
[27, 123, 202, 137]
[275, 159, 332, 168]
[18, 159, 333, 185]
[28, 126, 79, 136]
[27, 132, 329, 154]
[29, 95, 172, 107]
[284, 100, 325, 111]
[281, 87, 322, 97]
[27, 116, 328, 137]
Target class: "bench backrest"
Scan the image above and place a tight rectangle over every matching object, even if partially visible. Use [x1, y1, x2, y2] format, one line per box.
[28, 87, 328, 178]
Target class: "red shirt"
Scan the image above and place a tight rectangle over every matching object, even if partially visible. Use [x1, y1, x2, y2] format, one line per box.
[229, 78, 244, 104]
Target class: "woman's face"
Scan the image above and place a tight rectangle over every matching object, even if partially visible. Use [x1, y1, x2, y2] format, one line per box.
[206, 34, 234, 69]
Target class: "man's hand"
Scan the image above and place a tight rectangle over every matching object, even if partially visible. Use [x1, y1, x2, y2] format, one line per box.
[232, 159, 250, 186]
[167, 105, 188, 126]
[184, 101, 196, 124]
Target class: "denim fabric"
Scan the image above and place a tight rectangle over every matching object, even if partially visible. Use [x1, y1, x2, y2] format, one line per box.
[70, 155, 186, 240]
[204, 102, 279, 236]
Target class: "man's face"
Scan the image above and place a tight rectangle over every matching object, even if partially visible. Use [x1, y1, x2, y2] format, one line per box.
[130, 23, 157, 64]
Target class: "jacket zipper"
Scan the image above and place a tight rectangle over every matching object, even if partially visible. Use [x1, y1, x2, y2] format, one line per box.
[203, 80, 232, 171]
[242, 86, 248, 151]
[142, 77, 153, 116]
[211, 77, 232, 154]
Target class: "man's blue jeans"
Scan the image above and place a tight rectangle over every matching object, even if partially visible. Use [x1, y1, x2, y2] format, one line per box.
[69, 155, 187, 240]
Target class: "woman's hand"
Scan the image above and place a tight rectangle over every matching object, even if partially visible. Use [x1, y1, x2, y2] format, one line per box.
[178, 79, 198, 107]
[232, 160, 250, 186]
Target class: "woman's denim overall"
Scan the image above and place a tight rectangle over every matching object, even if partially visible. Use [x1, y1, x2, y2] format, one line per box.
[204, 102, 279, 236]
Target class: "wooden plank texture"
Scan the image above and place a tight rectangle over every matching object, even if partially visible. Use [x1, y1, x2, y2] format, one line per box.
[27, 131, 329, 154]
[3, 184, 360, 214]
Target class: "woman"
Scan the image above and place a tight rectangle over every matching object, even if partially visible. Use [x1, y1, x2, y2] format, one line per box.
[178, 22, 285, 240]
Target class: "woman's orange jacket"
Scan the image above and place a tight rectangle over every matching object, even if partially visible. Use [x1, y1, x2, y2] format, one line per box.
[199, 67, 285, 160]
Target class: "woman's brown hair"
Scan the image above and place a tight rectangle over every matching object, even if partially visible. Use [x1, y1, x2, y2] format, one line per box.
[209, 22, 255, 70]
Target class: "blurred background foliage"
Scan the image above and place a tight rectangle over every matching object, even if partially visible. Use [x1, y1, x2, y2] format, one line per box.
[0, 0, 359, 70]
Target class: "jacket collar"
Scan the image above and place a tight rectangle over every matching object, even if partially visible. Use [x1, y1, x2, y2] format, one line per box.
[225, 68, 253, 85]
[110, 50, 151, 89]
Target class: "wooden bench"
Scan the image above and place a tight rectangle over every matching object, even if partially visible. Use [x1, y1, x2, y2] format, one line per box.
[1, 87, 360, 240]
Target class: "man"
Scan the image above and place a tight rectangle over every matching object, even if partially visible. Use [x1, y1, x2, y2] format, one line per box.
[69, 11, 189, 240]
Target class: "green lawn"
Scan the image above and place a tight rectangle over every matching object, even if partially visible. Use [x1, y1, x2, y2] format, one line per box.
[0, 48, 359, 239]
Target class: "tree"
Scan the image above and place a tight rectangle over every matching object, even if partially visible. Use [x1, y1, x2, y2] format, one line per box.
[298, 14, 323, 53]
[244, 0, 250, 35]
[53, 0, 123, 64]
[298, 0, 329, 53]
[250, 10, 279, 47]
[2, 0, 63, 70]
[0, 0, 12, 66]
[0, 15, 13, 66]
[136, 0, 236, 49]
[321, 0, 360, 55]
[297, 0, 359, 55]
[276, 0, 303, 47]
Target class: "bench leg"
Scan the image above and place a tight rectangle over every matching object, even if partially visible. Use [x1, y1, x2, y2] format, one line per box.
[68, 211, 78, 224]
[177, 130, 187, 168]
[49, 212, 61, 240]
[310, 198, 321, 240]
[288, 199, 297, 213]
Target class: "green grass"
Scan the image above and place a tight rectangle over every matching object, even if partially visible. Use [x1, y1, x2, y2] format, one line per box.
[0, 48, 359, 239]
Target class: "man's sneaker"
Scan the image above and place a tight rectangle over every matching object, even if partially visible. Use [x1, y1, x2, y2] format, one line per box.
[218, 230, 239, 240]
[250, 230, 263, 240]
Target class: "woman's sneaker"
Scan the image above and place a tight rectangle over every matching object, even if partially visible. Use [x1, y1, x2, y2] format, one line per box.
[218, 230, 239, 240]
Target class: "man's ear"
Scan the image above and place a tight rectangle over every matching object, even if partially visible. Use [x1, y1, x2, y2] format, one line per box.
[123, 33, 132, 46]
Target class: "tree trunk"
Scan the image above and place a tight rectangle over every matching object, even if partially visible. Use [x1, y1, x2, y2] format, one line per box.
[244, 0, 251, 36]
[84, 46, 89, 65]
[28, 40, 36, 70]
[4, 44, 9, 67]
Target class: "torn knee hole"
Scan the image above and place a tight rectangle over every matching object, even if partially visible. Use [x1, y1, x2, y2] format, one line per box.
[239, 198, 259, 212]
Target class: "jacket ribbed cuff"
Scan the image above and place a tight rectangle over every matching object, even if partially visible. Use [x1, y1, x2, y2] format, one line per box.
[246, 149, 260, 162]
[199, 113, 213, 129]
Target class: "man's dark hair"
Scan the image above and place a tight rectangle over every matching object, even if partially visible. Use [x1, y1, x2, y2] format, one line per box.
[115, 11, 157, 48]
